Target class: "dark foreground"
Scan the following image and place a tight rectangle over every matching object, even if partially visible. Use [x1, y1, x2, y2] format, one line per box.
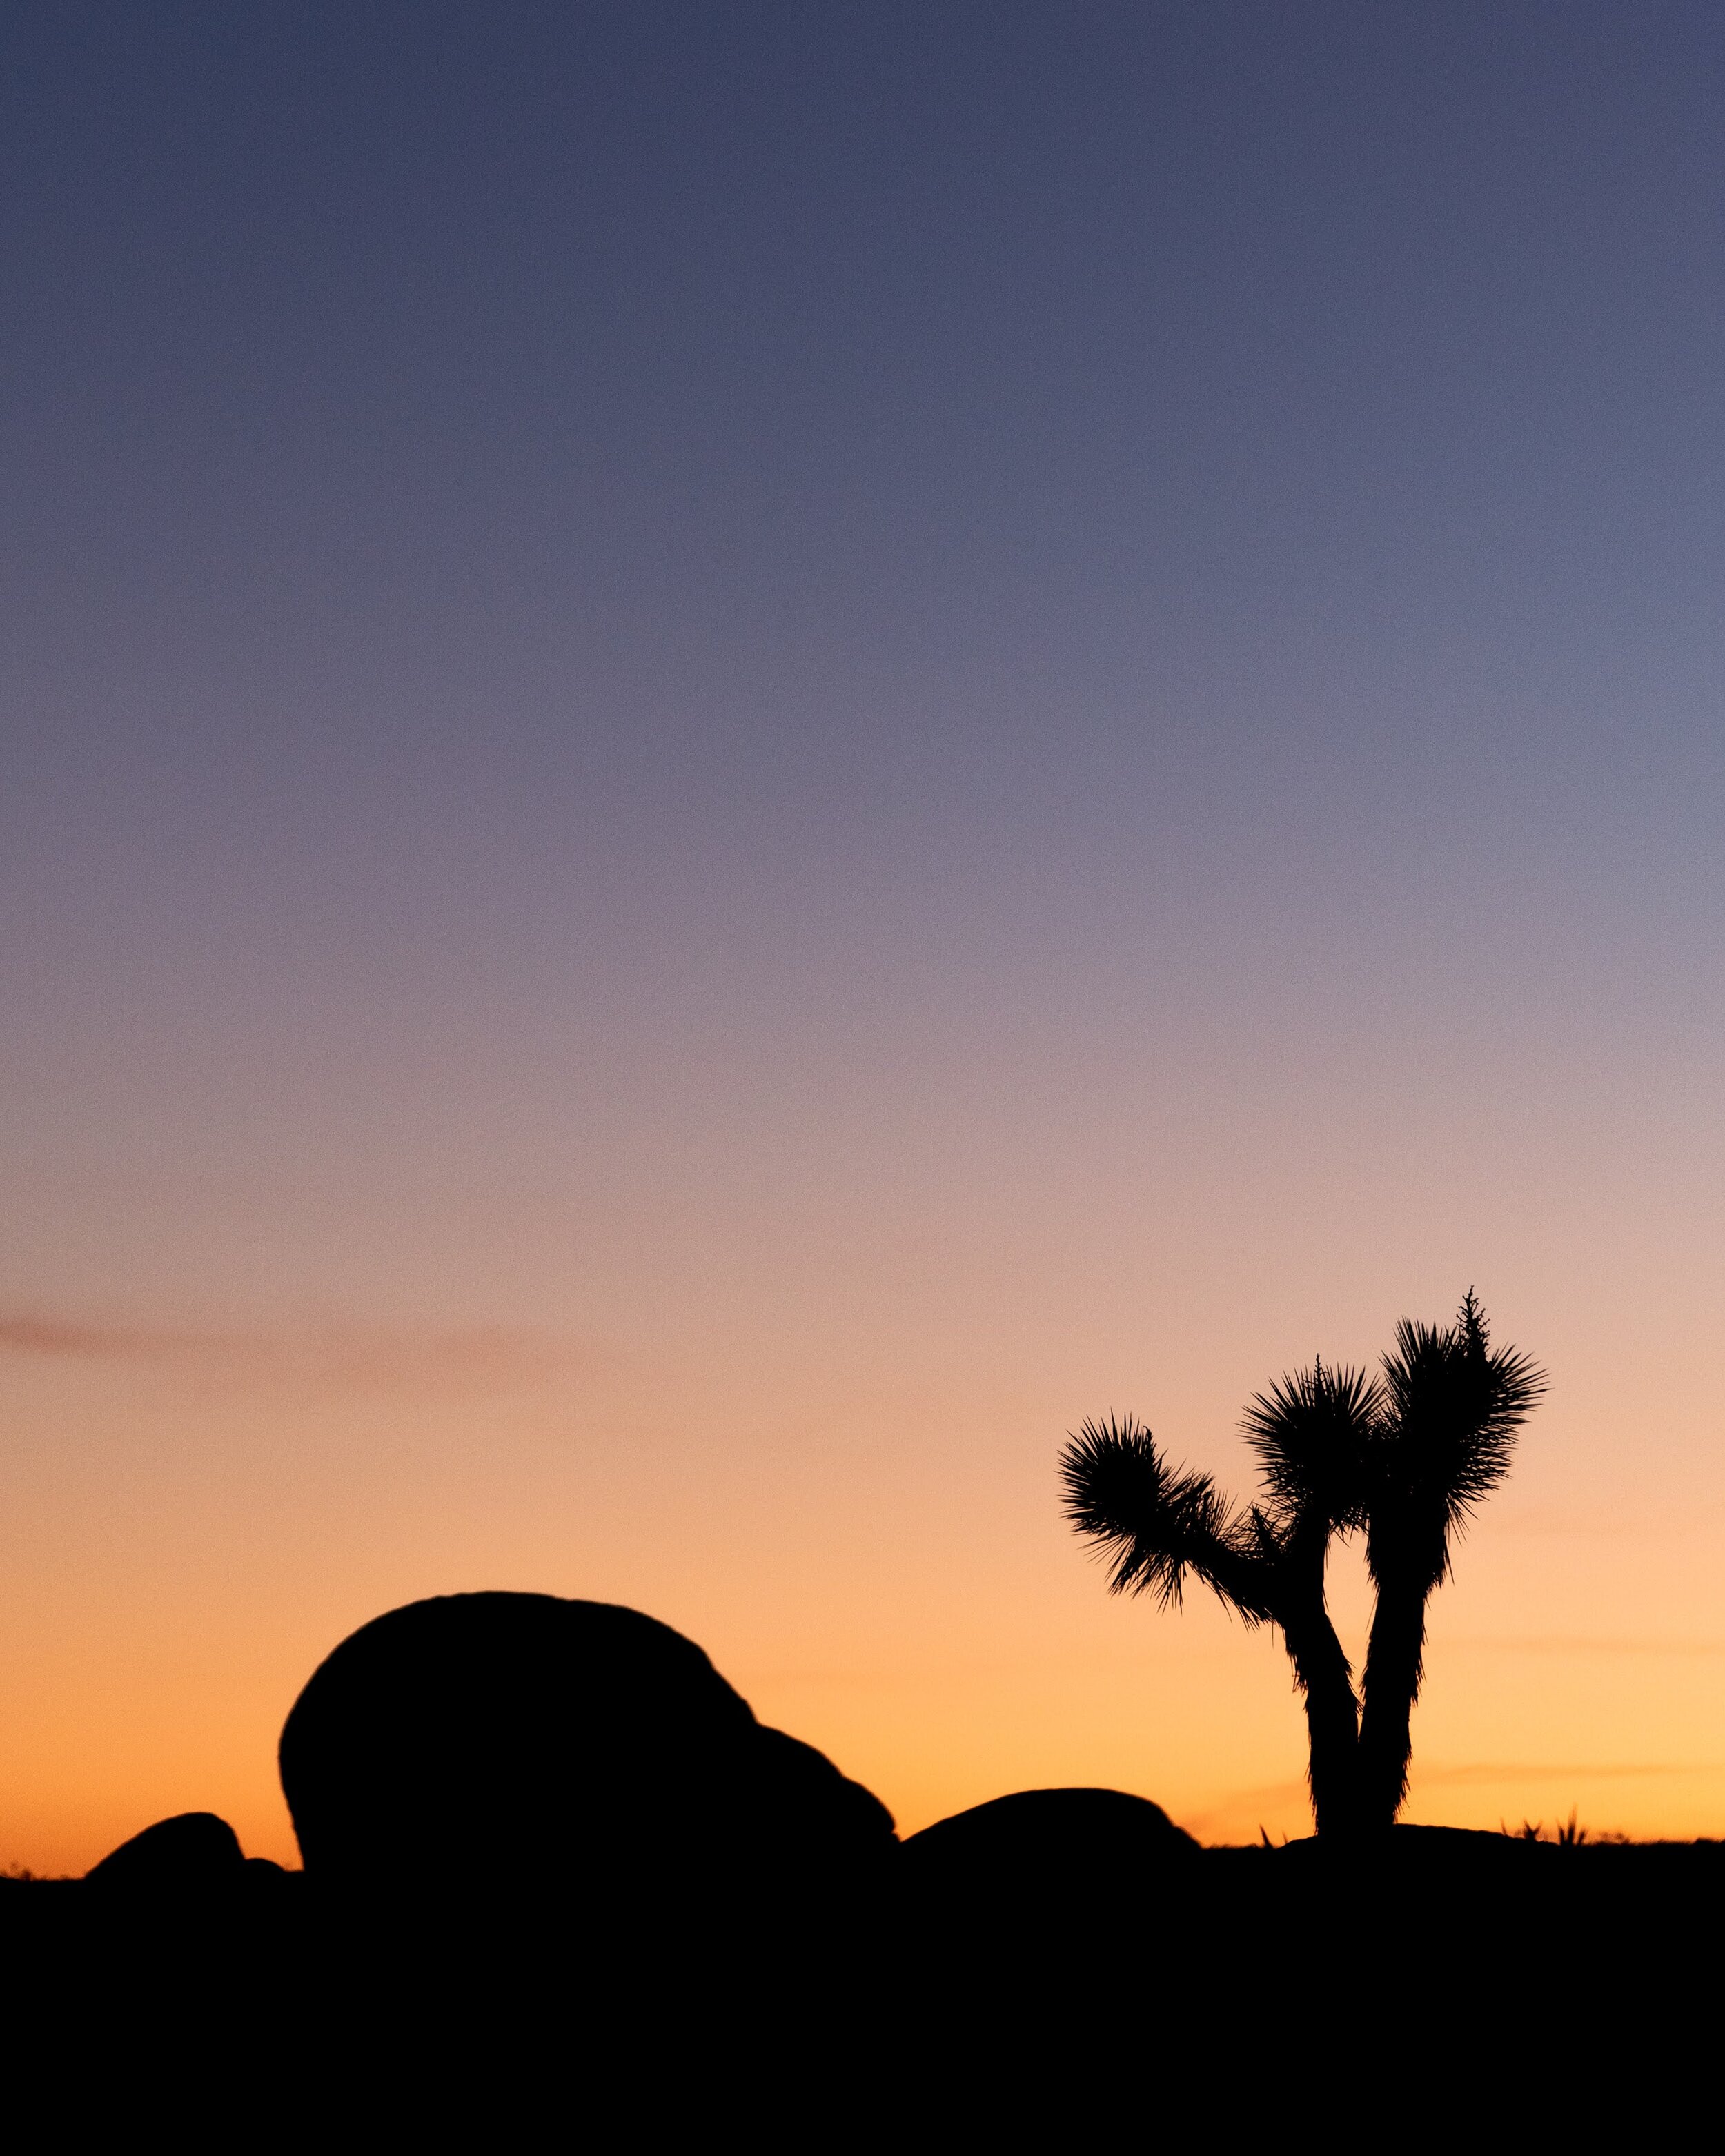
[4, 1818, 1719, 2140]
[8, 1596, 1718, 2139]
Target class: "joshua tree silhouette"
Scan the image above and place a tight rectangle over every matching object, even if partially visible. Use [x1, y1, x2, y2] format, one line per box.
[1358, 1291, 1544, 1830]
[1060, 1293, 1543, 1837]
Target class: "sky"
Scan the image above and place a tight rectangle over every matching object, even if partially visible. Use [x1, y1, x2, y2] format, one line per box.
[3, 1, 1724, 1872]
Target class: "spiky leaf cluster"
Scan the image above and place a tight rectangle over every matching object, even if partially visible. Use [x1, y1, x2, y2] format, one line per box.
[1369, 1289, 1546, 1592]
[1241, 1357, 1381, 1540]
[1058, 1416, 1273, 1622]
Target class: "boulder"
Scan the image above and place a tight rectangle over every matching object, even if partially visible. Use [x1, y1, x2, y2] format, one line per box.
[86, 1811, 246, 1889]
[738, 1724, 897, 1877]
[900, 1787, 1199, 1903]
[278, 1592, 894, 1903]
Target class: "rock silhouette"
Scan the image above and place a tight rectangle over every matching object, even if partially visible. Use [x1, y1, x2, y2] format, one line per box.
[903, 1786, 1197, 1879]
[85, 1810, 246, 1888]
[900, 1788, 1199, 1929]
[278, 1592, 894, 1903]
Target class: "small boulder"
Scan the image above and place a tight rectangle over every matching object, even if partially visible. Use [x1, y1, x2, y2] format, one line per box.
[900, 1787, 1199, 1903]
[735, 1725, 896, 1874]
[86, 1812, 246, 1889]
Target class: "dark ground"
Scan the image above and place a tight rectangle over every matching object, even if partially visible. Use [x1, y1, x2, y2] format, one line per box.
[3, 1827, 1718, 2141]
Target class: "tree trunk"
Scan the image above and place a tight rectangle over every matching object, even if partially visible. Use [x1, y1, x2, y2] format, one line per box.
[1274, 1519, 1361, 1838]
[1358, 1575, 1428, 1832]
[1283, 1612, 1361, 1839]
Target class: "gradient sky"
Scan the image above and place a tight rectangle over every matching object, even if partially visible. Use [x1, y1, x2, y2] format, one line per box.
[4, 2, 1724, 1872]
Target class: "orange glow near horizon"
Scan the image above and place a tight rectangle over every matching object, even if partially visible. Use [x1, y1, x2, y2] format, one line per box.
[5, 1183, 1721, 1873]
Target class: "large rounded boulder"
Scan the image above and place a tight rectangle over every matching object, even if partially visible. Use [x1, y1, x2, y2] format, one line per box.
[279, 1592, 893, 1903]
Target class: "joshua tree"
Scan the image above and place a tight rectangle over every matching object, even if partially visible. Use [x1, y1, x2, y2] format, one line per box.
[1357, 1292, 1545, 1830]
[1060, 1358, 1379, 1838]
[1061, 1294, 1542, 1839]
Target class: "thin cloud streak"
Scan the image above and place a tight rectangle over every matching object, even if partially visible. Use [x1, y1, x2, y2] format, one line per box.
[0, 1312, 589, 1396]
[1444, 1636, 1725, 1658]
[1415, 1760, 1717, 1787]
[0, 1316, 190, 1356]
